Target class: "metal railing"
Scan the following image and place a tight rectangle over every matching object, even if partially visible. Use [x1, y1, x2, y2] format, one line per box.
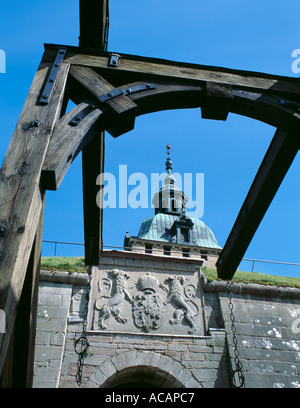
[42, 240, 300, 276]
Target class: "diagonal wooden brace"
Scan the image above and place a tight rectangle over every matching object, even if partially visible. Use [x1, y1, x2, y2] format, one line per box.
[201, 82, 233, 120]
[41, 103, 104, 190]
[216, 129, 299, 279]
[69, 65, 137, 137]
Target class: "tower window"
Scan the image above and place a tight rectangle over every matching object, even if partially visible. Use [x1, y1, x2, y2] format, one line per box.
[145, 244, 152, 254]
[171, 199, 177, 212]
[182, 248, 190, 258]
[164, 246, 171, 256]
[181, 228, 189, 243]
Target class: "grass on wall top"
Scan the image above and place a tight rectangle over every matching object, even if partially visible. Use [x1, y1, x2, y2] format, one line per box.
[41, 257, 300, 289]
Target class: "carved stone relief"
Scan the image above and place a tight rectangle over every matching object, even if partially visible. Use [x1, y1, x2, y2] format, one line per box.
[164, 275, 199, 334]
[133, 272, 164, 332]
[89, 266, 204, 336]
[95, 269, 133, 329]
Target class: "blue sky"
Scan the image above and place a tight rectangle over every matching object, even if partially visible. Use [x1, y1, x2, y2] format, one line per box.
[0, 1, 299, 277]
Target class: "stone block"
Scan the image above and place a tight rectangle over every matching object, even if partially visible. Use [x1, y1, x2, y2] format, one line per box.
[50, 332, 65, 346]
[157, 355, 174, 373]
[37, 317, 67, 333]
[34, 345, 62, 361]
[184, 376, 201, 388]
[112, 352, 128, 371]
[126, 350, 138, 367]
[167, 343, 188, 352]
[99, 359, 117, 378]
[35, 332, 51, 346]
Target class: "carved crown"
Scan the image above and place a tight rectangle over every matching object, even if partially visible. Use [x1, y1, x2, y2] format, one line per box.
[137, 272, 159, 292]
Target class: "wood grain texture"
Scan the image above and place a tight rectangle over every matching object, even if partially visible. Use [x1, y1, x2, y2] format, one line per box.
[0, 61, 69, 375]
[42, 103, 104, 190]
[69, 65, 137, 136]
[42, 45, 300, 100]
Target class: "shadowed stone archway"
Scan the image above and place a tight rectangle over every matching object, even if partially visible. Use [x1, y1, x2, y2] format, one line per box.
[83, 351, 200, 388]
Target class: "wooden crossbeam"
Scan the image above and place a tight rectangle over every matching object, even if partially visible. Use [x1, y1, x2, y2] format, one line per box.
[69, 66, 137, 136]
[42, 44, 300, 101]
[216, 129, 299, 280]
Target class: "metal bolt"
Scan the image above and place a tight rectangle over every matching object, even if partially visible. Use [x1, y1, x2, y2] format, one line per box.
[32, 120, 40, 127]
[17, 226, 25, 234]
[0, 226, 8, 237]
[18, 167, 26, 176]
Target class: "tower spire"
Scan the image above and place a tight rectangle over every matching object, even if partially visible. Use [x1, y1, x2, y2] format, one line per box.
[165, 144, 173, 175]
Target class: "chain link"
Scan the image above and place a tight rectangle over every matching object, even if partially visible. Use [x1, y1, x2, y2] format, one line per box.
[227, 280, 245, 388]
[75, 267, 92, 386]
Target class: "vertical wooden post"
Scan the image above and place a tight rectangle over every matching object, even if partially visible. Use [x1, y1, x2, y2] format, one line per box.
[0, 199, 45, 387]
[79, 0, 109, 265]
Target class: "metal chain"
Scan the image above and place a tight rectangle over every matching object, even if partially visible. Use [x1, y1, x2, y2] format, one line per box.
[227, 280, 245, 388]
[75, 267, 92, 386]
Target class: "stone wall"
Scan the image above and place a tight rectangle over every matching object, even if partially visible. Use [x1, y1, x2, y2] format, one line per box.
[33, 253, 300, 388]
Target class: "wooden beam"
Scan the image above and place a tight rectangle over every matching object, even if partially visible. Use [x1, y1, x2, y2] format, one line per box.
[69, 65, 137, 136]
[0, 199, 45, 387]
[42, 44, 300, 100]
[0, 59, 69, 377]
[42, 103, 103, 190]
[79, 1, 109, 265]
[201, 82, 233, 120]
[79, 0, 109, 50]
[216, 129, 299, 280]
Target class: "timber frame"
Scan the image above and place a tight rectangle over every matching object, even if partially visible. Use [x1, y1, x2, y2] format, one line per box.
[0, 2, 299, 386]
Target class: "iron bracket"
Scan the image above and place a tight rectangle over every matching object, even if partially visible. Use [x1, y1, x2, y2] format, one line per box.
[98, 83, 156, 103]
[69, 83, 155, 126]
[97, 88, 123, 103]
[40, 48, 67, 104]
[69, 105, 97, 126]
[108, 53, 120, 67]
[123, 82, 156, 95]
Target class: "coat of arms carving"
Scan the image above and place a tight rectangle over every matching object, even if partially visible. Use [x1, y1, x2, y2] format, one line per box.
[90, 267, 204, 335]
[95, 269, 133, 330]
[132, 272, 164, 332]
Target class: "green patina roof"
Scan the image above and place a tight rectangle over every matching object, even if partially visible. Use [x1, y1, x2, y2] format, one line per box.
[137, 213, 222, 250]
